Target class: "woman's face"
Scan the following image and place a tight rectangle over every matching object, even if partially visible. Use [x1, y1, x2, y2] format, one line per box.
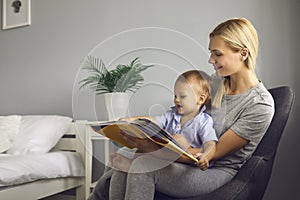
[208, 36, 244, 77]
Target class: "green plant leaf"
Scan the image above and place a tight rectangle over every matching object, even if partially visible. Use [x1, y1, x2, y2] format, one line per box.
[79, 56, 108, 90]
[114, 58, 154, 93]
[79, 56, 154, 95]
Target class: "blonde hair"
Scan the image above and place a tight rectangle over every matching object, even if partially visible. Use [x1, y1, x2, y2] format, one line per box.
[176, 70, 211, 105]
[209, 18, 259, 108]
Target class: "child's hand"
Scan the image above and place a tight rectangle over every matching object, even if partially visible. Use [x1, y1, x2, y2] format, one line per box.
[195, 153, 209, 171]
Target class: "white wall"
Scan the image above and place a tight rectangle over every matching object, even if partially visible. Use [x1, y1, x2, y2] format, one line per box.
[0, 0, 299, 199]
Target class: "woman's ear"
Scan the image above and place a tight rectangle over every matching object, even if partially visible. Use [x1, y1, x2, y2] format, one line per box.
[240, 48, 249, 61]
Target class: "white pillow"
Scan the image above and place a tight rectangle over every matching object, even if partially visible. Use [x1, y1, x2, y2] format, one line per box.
[7, 115, 72, 155]
[0, 115, 22, 153]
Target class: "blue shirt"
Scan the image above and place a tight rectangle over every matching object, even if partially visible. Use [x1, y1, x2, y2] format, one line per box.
[155, 106, 218, 148]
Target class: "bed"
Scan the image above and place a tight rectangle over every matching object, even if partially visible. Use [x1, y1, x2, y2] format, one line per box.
[0, 115, 86, 200]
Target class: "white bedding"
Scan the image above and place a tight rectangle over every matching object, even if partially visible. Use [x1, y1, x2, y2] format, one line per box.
[0, 151, 84, 187]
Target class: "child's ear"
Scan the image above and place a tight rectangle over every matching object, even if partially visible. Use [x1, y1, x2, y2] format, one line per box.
[197, 94, 207, 105]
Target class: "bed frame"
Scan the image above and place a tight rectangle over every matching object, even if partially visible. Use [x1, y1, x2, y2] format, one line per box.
[0, 122, 86, 200]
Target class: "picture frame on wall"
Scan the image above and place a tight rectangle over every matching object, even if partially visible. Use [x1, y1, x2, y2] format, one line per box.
[2, 0, 31, 30]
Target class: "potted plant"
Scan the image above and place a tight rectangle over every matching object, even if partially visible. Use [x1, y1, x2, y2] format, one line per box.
[79, 56, 154, 120]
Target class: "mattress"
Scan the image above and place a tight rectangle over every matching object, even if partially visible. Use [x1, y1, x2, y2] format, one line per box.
[0, 151, 84, 187]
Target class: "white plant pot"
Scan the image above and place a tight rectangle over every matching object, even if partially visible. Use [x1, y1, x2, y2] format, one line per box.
[104, 92, 130, 121]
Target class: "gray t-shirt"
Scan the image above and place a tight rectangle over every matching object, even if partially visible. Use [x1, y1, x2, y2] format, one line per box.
[210, 82, 274, 171]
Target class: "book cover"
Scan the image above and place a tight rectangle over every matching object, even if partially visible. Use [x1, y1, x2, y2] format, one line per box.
[90, 118, 198, 162]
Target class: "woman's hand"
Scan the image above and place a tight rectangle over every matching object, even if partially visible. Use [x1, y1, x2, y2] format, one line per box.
[119, 131, 161, 153]
[109, 152, 133, 172]
[119, 131, 182, 161]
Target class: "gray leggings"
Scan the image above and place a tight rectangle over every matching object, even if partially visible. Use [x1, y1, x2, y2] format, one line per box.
[89, 155, 235, 200]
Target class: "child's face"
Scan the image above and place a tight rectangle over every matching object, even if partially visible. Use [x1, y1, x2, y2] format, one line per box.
[173, 80, 202, 117]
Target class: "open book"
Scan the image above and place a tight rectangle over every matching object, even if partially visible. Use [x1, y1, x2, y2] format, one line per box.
[90, 118, 198, 162]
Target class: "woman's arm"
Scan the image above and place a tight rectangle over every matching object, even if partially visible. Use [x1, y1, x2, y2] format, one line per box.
[177, 129, 249, 164]
[176, 148, 200, 164]
[212, 129, 249, 160]
[118, 127, 248, 164]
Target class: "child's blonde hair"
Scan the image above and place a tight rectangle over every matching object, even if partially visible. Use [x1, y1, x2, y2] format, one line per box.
[176, 70, 211, 105]
[209, 18, 259, 108]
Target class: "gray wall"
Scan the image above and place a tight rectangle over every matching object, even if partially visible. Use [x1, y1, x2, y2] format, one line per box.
[0, 0, 299, 199]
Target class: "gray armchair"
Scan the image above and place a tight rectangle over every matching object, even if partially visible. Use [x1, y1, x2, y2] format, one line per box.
[155, 86, 295, 200]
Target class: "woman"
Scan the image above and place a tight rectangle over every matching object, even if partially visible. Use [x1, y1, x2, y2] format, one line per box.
[88, 17, 275, 200]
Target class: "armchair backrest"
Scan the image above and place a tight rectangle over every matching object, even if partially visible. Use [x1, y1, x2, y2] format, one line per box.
[253, 86, 294, 160]
[155, 86, 295, 200]
[202, 86, 295, 200]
